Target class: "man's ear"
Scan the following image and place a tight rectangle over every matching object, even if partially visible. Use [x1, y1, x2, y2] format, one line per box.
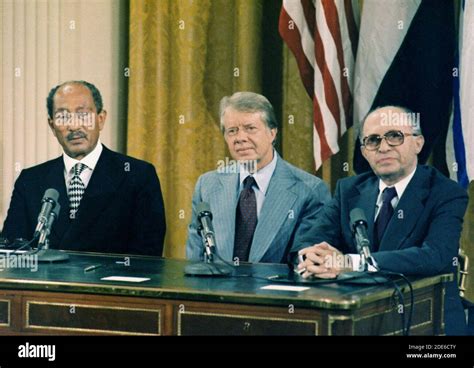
[360, 145, 368, 161]
[97, 110, 107, 131]
[271, 128, 277, 142]
[414, 135, 424, 154]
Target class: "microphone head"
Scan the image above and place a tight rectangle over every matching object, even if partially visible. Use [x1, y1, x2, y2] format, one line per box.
[52, 203, 61, 218]
[46, 203, 61, 228]
[350, 208, 368, 226]
[197, 202, 212, 219]
[43, 188, 60, 203]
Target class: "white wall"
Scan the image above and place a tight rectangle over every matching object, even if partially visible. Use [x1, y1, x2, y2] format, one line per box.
[0, 0, 128, 226]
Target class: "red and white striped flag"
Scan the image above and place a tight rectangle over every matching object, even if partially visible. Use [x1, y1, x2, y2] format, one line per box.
[279, 0, 360, 170]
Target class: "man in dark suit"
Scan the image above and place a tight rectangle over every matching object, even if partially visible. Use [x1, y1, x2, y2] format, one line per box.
[292, 106, 468, 335]
[2, 81, 166, 256]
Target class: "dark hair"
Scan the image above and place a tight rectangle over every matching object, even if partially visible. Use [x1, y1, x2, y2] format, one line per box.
[46, 80, 103, 119]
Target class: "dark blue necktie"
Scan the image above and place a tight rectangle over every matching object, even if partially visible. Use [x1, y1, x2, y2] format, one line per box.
[233, 176, 258, 262]
[375, 187, 397, 249]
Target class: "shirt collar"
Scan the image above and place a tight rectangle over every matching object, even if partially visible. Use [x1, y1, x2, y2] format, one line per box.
[239, 150, 278, 195]
[63, 140, 103, 174]
[378, 166, 417, 200]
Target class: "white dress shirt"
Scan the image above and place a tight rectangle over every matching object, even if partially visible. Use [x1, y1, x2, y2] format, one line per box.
[238, 151, 278, 218]
[63, 140, 103, 191]
[374, 167, 417, 220]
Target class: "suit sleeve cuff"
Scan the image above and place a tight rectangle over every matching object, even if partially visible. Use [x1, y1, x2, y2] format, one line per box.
[348, 254, 378, 272]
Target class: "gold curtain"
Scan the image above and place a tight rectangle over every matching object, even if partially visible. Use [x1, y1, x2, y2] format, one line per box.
[127, 0, 264, 258]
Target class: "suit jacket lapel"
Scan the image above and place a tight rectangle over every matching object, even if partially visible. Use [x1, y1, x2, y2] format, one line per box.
[249, 158, 297, 263]
[216, 173, 239, 261]
[347, 175, 379, 253]
[379, 167, 429, 251]
[60, 147, 126, 247]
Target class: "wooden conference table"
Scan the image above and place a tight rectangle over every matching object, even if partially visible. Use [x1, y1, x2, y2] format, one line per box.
[0, 251, 449, 335]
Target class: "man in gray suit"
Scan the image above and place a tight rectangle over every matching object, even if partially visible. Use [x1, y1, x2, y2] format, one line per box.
[186, 92, 330, 264]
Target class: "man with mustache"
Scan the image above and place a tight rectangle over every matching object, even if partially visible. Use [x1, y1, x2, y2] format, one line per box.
[2, 81, 166, 256]
[292, 105, 468, 335]
[186, 92, 330, 264]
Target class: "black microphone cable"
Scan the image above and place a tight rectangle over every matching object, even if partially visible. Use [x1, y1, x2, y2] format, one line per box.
[10, 236, 39, 255]
[379, 270, 414, 336]
[336, 256, 414, 336]
[363, 267, 414, 336]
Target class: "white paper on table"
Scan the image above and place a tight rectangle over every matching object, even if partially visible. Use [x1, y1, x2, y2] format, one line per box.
[101, 276, 150, 283]
[260, 285, 309, 292]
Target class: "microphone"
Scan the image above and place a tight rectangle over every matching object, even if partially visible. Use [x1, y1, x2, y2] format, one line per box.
[350, 208, 375, 271]
[34, 189, 59, 238]
[196, 202, 216, 259]
[38, 203, 60, 247]
[184, 202, 232, 276]
[34, 200, 68, 262]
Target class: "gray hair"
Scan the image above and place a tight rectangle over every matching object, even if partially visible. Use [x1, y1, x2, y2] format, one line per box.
[219, 92, 278, 133]
[359, 105, 423, 144]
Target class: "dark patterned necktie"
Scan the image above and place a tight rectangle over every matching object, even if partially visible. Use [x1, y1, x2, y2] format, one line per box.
[68, 163, 87, 219]
[233, 176, 258, 262]
[374, 186, 397, 249]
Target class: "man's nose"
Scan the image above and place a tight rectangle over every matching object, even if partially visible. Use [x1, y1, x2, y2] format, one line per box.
[67, 119, 82, 131]
[234, 129, 248, 143]
[377, 137, 392, 152]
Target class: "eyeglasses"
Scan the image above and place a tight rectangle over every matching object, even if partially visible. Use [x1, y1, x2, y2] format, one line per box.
[361, 130, 420, 151]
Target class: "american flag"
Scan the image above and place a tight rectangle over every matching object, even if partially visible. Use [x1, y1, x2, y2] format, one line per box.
[279, 0, 360, 170]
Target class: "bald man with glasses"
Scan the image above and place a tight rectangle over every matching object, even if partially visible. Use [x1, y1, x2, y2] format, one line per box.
[292, 105, 468, 335]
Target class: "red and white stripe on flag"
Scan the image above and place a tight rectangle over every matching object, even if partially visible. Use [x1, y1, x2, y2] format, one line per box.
[279, 0, 359, 170]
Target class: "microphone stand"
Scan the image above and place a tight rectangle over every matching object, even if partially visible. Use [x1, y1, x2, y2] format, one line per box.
[35, 238, 69, 263]
[354, 231, 370, 272]
[34, 204, 69, 263]
[184, 225, 233, 276]
[339, 217, 386, 283]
